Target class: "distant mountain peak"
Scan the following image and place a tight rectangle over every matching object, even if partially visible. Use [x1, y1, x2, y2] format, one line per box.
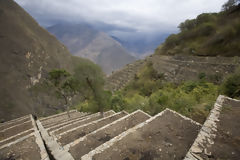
[47, 23, 136, 74]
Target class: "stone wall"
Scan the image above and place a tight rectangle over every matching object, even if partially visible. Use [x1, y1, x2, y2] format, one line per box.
[105, 54, 240, 91]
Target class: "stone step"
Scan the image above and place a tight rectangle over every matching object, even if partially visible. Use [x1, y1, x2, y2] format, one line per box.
[0, 128, 34, 146]
[0, 115, 30, 131]
[185, 95, 240, 160]
[50, 110, 115, 136]
[57, 111, 128, 146]
[39, 110, 78, 121]
[36, 120, 74, 160]
[0, 135, 45, 160]
[82, 109, 202, 160]
[44, 112, 88, 130]
[46, 113, 89, 132]
[0, 115, 49, 160]
[41, 111, 83, 127]
[67, 110, 151, 159]
[0, 120, 33, 141]
[0, 115, 29, 127]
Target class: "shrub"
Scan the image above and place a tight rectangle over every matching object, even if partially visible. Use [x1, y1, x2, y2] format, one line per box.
[125, 94, 149, 112]
[209, 73, 223, 84]
[196, 13, 216, 25]
[198, 23, 216, 36]
[221, 70, 240, 98]
[110, 93, 127, 112]
[163, 34, 179, 49]
[178, 19, 197, 32]
[182, 81, 198, 93]
[198, 72, 206, 80]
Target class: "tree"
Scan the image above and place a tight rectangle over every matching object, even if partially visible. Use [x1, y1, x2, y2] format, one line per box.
[74, 62, 107, 117]
[47, 69, 79, 118]
[222, 0, 239, 11]
[178, 19, 196, 32]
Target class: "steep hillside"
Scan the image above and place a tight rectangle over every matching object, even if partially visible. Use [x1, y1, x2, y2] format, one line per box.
[106, 5, 240, 91]
[47, 23, 136, 74]
[155, 5, 240, 56]
[104, 4, 240, 123]
[0, 0, 98, 121]
[105, 54, 240, 92]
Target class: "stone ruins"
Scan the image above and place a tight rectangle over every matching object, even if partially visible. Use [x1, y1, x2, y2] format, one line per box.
[0, 95, 239, 160]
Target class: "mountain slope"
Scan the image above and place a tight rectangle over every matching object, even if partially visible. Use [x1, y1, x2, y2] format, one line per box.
[155, 5, 240, 56]
[47, 23, 136, 74]
[0, 0, 97, 121]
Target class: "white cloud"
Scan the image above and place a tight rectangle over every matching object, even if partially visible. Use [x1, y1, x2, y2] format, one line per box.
[16, 0, 227, 32]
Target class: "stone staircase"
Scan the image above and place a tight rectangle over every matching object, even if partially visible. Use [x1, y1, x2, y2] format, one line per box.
[0, 95, 239, 160]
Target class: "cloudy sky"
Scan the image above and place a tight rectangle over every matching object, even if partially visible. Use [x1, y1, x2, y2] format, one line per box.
[16, 0, 227, 34]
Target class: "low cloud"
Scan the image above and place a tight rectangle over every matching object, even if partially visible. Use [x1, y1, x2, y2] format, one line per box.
[16, 0, 227, 33]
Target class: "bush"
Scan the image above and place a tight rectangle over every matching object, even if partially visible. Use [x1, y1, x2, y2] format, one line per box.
[181, 81, 198, 93]
[198, 72, 206, 80]
[75, 100, 99, 113]
[164, 34, 180, 49]
[110, 93, 127, 112]
[125, 94, 149, 112]
[198, 23, 216, 36]
[221, 70, 240, 98]
[178, 19, 197, 32]
[209, 73, 223, 84]
[196, 13, 216, 25]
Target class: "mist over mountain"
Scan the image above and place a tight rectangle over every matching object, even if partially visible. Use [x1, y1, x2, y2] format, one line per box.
[110, 33, 170, 58]
[72, 21, 171, 58]
[47, 23, 136, 74]
[47, 21, 171, 61]
[16, 0, 225, 59]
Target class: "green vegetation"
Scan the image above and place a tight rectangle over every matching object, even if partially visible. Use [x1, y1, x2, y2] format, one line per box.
[73, 62, 111, 116]
[221, 67, 240, 98]
[34, 0, 240, 122]
[32, 59, 111, 117]
[222, 0, 240, 11]
[73, 60, 239, 124]
[102, 63, 239, 124]
[107, 62, 219, 123]
[155, 2, 240, 56]
[46, 69, 79, 117]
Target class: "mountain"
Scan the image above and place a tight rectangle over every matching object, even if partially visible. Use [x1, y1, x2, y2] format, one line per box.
[83, 21, 170, 59]
[155, 5, 240, 56]
[106, 6, 240, 92]
[47, 23, 136, 74]
[0, 0, 99, 121]
[105, 5, 240, 122]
